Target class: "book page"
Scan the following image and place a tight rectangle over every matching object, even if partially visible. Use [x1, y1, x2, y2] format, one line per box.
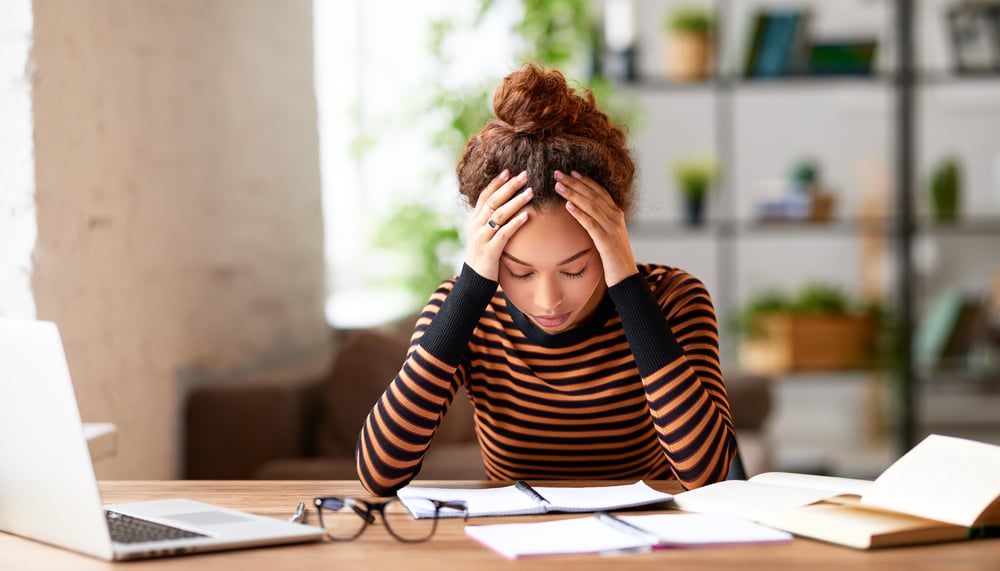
[756, 502, 967, 549]
[671, 480, 842, 520]
[861, 434, 1000, 527]
[749, 472, 873, 496]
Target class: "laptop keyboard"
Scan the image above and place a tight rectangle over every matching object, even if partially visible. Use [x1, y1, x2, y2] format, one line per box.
[106, 510, 207, 544]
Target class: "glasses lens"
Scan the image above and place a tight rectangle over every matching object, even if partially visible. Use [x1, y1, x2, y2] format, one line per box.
[316, 498, 368, 540]
[381, 499, 436, 542]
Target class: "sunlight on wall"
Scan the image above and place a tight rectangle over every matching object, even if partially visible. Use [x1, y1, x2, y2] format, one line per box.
[0, 0, 36, 319]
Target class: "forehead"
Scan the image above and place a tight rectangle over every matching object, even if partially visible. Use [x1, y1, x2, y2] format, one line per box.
[503, 206, 594, 266]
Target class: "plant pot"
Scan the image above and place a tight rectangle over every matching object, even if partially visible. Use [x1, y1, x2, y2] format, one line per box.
[664, 33, 712, 81]
[683, 195, 705, 226]
[739, 313, 877, 375]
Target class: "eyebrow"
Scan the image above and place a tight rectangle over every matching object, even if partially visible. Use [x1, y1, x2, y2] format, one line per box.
[502, 247, 593, 267]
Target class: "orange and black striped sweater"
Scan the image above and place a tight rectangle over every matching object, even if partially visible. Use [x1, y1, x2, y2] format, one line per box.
[356, 263, 736, 496]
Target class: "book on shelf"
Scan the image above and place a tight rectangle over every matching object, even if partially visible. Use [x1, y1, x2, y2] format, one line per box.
[396, 480, 672, 519]
[464, 512, 792, 559]
[743, 9, 812, 77]
[671, 434, 1000, 549]
[916, 290, 991, 369]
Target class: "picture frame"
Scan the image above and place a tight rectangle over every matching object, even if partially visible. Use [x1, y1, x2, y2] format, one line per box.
[947, 3, 1000, 73]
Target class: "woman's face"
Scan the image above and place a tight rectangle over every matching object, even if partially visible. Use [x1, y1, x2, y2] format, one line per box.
[498, 205, 606, 334]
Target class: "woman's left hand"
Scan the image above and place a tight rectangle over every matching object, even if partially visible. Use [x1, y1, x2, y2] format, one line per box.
[554, 170, 638, 286]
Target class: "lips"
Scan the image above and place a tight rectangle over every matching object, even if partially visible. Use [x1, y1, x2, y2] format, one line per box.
[532, 312, 571, 329]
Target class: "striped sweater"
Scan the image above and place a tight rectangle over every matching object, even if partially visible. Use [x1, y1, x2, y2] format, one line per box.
[356, 263, 736, 496]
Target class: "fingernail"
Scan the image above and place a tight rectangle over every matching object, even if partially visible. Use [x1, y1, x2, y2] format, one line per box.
[554, 182, 565, 193]
[500, 168, 510, 179]
[524, 187, 534, 198]
[571, 170, 582, 179]
[554, 170, 564, 180]
[518, 170, 528, 181]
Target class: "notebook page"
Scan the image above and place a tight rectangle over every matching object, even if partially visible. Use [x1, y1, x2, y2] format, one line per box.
[397, 484, 541, 518]
[533, 481, 673, 512]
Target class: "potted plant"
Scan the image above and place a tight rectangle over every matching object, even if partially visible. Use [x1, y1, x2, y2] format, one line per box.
[663, 6, 715, 81]
[671, 156, 717, 226]
[732, 283, 883, 374]
[929, 156, 961, 223]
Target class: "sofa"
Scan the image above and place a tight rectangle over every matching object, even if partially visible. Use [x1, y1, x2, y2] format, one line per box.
[184, 316, 773, 480]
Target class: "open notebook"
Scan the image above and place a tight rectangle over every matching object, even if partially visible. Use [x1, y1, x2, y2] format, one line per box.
[0, 318, 324, 560]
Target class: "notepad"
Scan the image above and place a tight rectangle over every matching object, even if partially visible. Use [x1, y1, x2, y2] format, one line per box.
[397, 481, 673, 519]
[464, 513, 793, 558]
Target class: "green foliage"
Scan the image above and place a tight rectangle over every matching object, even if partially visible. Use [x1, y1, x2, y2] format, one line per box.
[672, 157, 717, 199]
[372, 202, 461, 303]
[664, 7, 715, 35]
[731, 283, 864, 338]
[929, 156, 961, 222]
[426, 0, 641, 162]
[789, 159, 819, 186]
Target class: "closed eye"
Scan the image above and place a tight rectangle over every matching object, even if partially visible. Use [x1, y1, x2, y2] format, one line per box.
[505, 268, 534, 280]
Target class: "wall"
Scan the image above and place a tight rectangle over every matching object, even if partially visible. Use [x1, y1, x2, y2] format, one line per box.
[28, 0, 329, 478]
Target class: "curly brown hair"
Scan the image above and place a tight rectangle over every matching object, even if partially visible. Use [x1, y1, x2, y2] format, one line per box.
[456, 63, 635, 213]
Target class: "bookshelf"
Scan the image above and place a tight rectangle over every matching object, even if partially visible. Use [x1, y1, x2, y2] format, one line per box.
[607, 0, 1000, 466]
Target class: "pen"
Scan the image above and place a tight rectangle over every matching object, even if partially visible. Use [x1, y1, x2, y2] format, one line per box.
[595, 512, 661, 545]
[288, 501, 307, 524]
[514, 480, 550, 505]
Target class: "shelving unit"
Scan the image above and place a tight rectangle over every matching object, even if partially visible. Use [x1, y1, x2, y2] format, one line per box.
[612, 0, 1000, 471]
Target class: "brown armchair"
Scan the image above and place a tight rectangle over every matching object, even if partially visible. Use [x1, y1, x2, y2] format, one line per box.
[184, 317, 483, 480]
[185, 318, 773, 480]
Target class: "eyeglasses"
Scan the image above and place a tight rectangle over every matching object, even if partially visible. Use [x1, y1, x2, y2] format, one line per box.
[313, 496, 468, 543]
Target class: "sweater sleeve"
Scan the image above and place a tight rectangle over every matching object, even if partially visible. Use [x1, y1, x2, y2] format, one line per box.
[607, 269, 736, 489]
[356, 264, 496, 496]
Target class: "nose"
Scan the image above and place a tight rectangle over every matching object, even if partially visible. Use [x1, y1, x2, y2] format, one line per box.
[533, 273, 563, 312]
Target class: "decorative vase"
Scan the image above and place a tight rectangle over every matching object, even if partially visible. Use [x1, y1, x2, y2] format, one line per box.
[665, 33, 712, 81]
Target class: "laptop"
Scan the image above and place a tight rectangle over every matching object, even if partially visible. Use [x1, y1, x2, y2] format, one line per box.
[0, 318, 325, 560]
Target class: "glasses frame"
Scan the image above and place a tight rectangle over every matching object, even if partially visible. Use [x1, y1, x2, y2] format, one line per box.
[312, 496, 468, 543]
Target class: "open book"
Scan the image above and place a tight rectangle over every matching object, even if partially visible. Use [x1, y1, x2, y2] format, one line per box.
[672, 434, 1000, 549]
[397, 480, 672, 519]
[465, 512, 792, 558]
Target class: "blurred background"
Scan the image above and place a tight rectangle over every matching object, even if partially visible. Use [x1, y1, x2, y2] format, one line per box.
[2, 0, 999, 481]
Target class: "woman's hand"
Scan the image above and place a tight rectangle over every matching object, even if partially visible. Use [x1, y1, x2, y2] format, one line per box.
[554, 170, 638, 286]
[465, 169, 533, 281]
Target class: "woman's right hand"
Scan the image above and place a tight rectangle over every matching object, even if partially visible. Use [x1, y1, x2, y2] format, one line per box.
[465, 169, 533, 281]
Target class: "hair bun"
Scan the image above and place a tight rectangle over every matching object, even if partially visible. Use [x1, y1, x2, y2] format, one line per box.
[492, 64, 584, 137]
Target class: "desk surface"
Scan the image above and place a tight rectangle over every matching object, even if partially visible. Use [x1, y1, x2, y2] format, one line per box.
[1, 480, 997, 570]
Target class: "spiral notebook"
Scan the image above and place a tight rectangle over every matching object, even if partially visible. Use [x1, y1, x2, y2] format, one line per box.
[397, 480, 673, 519]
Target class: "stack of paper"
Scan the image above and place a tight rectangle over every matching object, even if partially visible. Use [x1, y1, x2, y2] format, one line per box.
[465, 512, 792, 558]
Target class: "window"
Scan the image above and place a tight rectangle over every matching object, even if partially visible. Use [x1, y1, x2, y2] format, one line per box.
[314, 0, 519, 328]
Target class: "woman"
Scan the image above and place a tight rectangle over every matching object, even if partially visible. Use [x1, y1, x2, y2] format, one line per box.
[357, 63, 735, 496]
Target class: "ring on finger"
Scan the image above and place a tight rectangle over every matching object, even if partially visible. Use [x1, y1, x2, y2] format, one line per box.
[487, 218, 500, 229]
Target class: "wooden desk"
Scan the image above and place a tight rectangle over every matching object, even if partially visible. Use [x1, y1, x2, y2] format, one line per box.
[1, 480, 997, 570]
